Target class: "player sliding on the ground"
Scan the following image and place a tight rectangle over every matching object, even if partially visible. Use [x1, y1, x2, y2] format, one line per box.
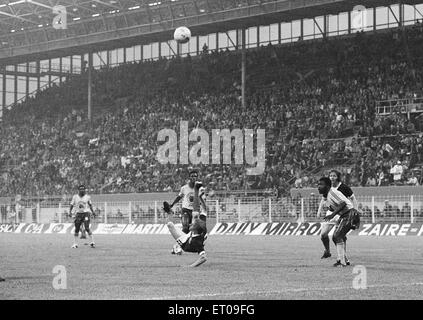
[168, 170, 206, 255]
[318, 170, 359, 264]
[69, 185, 96, 249]
[318, 177, 361, 267]
[165, 181, 208, 267]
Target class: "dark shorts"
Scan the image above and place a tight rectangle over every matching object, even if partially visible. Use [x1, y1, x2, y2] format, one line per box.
[182, 208, 193, 219]
[181, 208, 193, 233]
[182, 235, 205, 253]
[74, 212, 91, 234]
[333, 209, 360, 243]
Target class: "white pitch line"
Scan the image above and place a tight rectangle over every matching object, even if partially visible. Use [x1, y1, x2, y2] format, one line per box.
[147, 282, 423, 300]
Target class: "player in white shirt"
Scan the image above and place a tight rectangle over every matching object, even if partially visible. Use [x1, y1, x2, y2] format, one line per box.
[318, 170, 358, 263]
[318, 177, 360, 267]
[168, 170, 206, 255]
[69, 185, 96, 248]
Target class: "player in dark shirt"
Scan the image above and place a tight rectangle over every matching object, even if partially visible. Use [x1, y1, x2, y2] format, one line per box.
[182, 213, 207, 254]
[329, 170, 358, 207]
[166, 181, 207, 267]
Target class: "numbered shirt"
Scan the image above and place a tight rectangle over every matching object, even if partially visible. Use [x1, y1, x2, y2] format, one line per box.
[71, 194, 92, 214]
[179, 183, 205, 210]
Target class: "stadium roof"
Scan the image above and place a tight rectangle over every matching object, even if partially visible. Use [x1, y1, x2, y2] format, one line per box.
[0, 0, 422, 65]
[0, 0, 204, 36]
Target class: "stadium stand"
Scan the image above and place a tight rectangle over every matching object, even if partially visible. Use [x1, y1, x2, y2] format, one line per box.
[1, 24, 423, 197]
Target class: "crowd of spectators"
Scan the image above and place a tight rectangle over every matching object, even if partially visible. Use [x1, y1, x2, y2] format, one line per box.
[1, 24, 423, 198]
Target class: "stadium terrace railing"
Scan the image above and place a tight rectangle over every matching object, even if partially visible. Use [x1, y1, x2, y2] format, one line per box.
[1, 195, 422, 225]
[376, 97, 423, 116]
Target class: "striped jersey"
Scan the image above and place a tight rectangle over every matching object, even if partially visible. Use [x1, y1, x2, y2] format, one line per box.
[323, 187, 354, 213]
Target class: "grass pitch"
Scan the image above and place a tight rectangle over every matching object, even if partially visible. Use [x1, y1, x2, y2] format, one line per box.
[0, 234, 422, 299]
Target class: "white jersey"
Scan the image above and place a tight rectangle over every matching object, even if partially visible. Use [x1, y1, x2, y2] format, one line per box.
[319, 187, 353, 224]
[325, 187, 354, 211]
[71, 194, 92, 214]
[178, 183, 206, 210]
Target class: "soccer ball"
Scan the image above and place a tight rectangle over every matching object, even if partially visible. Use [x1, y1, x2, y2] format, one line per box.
[171, 243, 183, 255]
[174, 26, 191, 44]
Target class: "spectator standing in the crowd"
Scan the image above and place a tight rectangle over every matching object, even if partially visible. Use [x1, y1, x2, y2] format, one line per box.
[366, 176, 377, 186]
[406, 172, 419, 186]
[390, 161, 404, 185]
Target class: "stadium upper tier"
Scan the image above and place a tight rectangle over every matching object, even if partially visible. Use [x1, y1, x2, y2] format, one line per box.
[1, 0, 423, 64]
[1, 24, 423, 197]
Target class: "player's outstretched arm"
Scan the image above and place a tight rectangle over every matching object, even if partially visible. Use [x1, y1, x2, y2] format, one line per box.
[163, 201, 174, 215]
[324, 201, 346, 221]
[317, 199, 325, 218]
[170, 195, 182, 208]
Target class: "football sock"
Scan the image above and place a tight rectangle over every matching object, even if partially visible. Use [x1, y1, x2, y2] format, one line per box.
[344, 242, 347, 259]
[336, 242, 345, 264]
[321, 236, 330, 253]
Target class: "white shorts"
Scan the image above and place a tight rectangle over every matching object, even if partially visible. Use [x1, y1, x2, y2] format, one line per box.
[193, 210, 207, 219]
[176, 232, 191, 246]
[325, 210, 339, 225]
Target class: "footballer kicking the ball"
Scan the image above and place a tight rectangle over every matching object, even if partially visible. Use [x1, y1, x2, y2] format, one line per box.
[165, 181, 208, 267]
[168, 170, 206, 255]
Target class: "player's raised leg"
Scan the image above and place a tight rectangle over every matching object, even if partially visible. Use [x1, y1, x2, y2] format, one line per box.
[167, 221, 184, 239]
[167, 221, 189, 243]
